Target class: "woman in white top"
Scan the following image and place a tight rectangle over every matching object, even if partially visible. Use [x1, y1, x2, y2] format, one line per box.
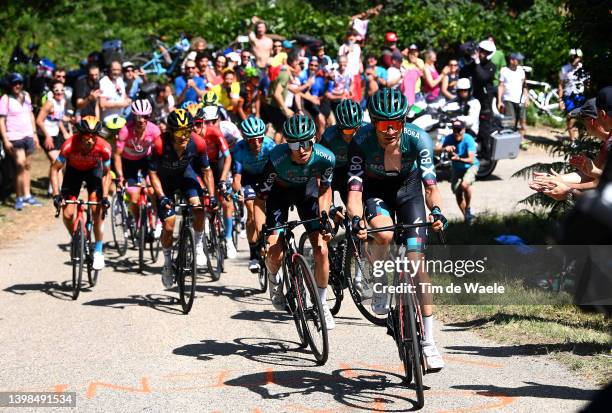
[36, 80, 70, 192]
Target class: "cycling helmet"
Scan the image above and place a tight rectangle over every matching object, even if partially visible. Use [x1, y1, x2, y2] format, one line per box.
[104, 115, 127, 131]
[167, 108, 193, 130]
[335, 99, 363, 129]
[385, 32, 398, 43]
[203, 105, 219, 121]
[368, 88, 408, 121]
[282, 114, 315, 141]
[180, 100, 198, 110]
[240, 116, 266, 138]
[131, 99, 152, 116]
[202, 91, 219, 107]
[76, 116, 102, 134]
[185, 102, 204, 121]
[456, 78, 471, 90]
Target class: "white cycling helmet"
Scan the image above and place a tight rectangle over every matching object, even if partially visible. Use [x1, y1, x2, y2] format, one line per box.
[456, 78, 471, 90]
[131, 99, 152, 116]
[478, 40, 496, 59]
[203, 105, 219, 121]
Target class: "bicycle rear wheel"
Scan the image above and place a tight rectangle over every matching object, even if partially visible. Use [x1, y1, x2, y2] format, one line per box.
[402, 287, 425, 408]
[207, 215, 224, 281]
[138, 205, 147, 273]
[110, 193, 128, 256]
[293, 254, 329, 365]
[71, 223, 85, 300]
[177, 226, 197, 314]
[345, 237, 387, 326]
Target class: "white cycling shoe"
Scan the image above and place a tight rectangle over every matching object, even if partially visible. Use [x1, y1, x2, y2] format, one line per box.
[162, 263, 174, 289]
[371, 291, 389, 315]
[153, 222, 162, 239]
[196, 245, 208, 267]
[248, 259, 260, 273]
[422, 341, 445, 372]
[239, 229, 247, 239]
[268, 273, 286, 311]
[321, 303, 335, 330]
[226, 239, 238, 259]
[92, 252, 105, 270]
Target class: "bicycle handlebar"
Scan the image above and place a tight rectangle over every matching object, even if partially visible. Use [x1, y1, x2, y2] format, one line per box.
[54, 200, 103, 218]
[263, 216, 321, 235]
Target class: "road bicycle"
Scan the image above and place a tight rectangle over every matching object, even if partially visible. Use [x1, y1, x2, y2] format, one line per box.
[55, 199, 105, 300]
[263, 215, 329, 365]
[110, 180, 135, 256]
[251, 235, 268, 293]
[205, 200, 226, 281]
[132, 181, 161, 273]
[129, 35, 191, 77]
[230, 191, 245, 250]
[522, 67, 563, 122]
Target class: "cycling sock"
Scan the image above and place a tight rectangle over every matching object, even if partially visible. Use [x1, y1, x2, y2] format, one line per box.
[268, 271, 279, 284]
[249, 243, 256, 260]
[94, 241, 103, 253]
[318, 287, 327, 304]
[423, 315, 434, 343]
[163, 248, 172, 265]
[224, 216, 233, 239]
[194, 230, 204, 248]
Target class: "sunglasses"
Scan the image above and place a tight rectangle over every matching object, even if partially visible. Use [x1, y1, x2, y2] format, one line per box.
[452, 127, 464, 133]
[135, 115, 150, 121]
[55, 75, 66, 79]
[124, 68, 134, 72]
[53, 89, 65, 93]
[287, 139, 314, 151]
[375, 119, 404, 132]
[341, 127, 356, 136]
[186, 66, 197, 70]
[194, 120, 204, 127]
[247, 136, 264, 144]
[173, 129, 191, 138]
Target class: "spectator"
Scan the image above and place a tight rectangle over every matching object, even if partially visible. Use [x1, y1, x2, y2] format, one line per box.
[596, 86, 612, 132]
[299, 57, 329, 138]
[237, 67, 262, 120]
[211, 69, 241, 121]
[175, 60, 206, 105]
[236, 49, 255, 81]
[386, 53, 404, 90]
[487, 35, 506, 88]
[422, 50, 449, 103]
[151, 83, 174, 132]
[43, 68, 73, 107]
[270, 40, 286, 68]
[364, 54, 387, 98]
[195, 52, 211, 78]
[435, 119, 479, 223]
[325, 55, 352, 114]
[443, 78, 481, 136]
[460, 40, 497, 115]
[440, 59, 460, 100]
[0, 73, 42, 210]
[559, 48, 590, 141]
[74, 64, 101, 120]
[249, 18, 274, 69]
[206, 54, 228, 86]
[183, 36, 208, 70]
[400, 44, 424, 105]
[381, 31, 401, 68]
[313, 44, 332, 71]
[122, 61, 145, 102]
[338, 29, 363, 103]
[99, 60, 131, 122]
[226, 52, 241, 72]
[497, 52, 529, 140]
[36, 80, 70, 196]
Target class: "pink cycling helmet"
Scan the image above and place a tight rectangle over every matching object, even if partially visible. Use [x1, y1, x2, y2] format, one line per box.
[131, 99, 152, 116]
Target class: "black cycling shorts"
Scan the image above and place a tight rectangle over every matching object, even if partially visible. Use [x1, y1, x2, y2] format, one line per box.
[61, 165, 103, 199]
[265, 187, 321, 234]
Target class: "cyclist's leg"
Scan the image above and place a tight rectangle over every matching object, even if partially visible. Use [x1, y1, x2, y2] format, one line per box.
[182, 166, 208, 266]
[84, 170, 106, 269]
[264, 192, 289, 275]
[297, 196, 329, 292]
[123, 158, 145, 219]
[242, 184, 259, 260]
[60, 166, 82, 234]
[157, 177, 178, 251]
[364, 196, 395, 257]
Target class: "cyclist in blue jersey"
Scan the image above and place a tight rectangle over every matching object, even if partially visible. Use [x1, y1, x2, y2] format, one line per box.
[255, 114, 337, 329]
[232, 116, 276, 272]
[347, 88, 448, 371]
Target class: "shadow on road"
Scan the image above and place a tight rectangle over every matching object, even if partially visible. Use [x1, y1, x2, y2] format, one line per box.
[195, 283, 268, 305]
[225, 367, 419, 411]
[4, 280, 81, 300]
[82, 293, 183, 314]
[452, 382, 595, 401]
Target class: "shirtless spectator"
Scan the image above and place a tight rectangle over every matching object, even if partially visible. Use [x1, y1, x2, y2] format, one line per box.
[249, 18, 273, 69]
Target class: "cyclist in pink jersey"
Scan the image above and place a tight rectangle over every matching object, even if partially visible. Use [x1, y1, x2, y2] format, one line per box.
[114, 100, 161, 231]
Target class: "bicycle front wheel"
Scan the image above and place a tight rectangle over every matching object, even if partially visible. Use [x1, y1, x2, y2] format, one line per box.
[403, 288, 425, 408]
[138, 205, 147, 273]
[177, 226, 197, 314]
[207, 215, 224, 281]
[71, 223, 85, 300]
[110, 193, 128, 256]
[293, 254, 329, 365]
[283, 259, 306, 348]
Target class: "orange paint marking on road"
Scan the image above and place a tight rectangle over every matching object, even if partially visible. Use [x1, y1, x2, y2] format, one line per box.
[53, 384, 69, 393]
[338, 362, 357, 378]
[370, 397, 385, 412]
[285, 403, 354, 413]
[212, 370, 230, 388]
[443, 355, 503, 369]
[265, 368, 275, 384]
[85, 376, 151, 399]
[389, 389, 515, 413]
[355, 360, 404, 374]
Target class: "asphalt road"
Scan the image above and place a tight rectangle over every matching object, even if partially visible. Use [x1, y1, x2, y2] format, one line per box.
[0, 221, 597, 412]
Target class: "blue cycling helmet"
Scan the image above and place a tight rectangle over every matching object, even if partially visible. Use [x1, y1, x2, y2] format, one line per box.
[240, 116, 266, 138]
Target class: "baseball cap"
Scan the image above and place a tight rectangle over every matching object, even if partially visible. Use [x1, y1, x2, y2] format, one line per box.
[452, 119, 466, 130]
[227, 52, 240, 63]
[478, 40, 496, 53]
[122, 61, 135, 69]
[408, 44, 419, 51]
[509, 52, 524, 61]
[569, 98, 597, 119]
[9, 73, 24, 84]
[391, 52, 403, 62]
[596, 86, 612, 113]
[282, 40, 293, 49]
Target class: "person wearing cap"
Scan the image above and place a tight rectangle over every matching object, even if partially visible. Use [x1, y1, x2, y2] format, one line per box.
[248, 17, 274, 69]
[99, 60, 131, 123]
[122, 61, 145, 103]
[299, 56, 329, 138]
[459, 39, 497, 114]
[325, 55, 353, 114]
[385, 53, 404, 90]
[497, 52, 529, 141]
[559, 48, 589, 141]
[338, 29, 364, 103]
[380, 31, 401, 69]
[0, 73, 42, 210]
[486, 35, 506, 88]
[398, 44, 425, 105]
[596, 86, 612, 132]
[436, 119, 479, 223]
[443, 78, 481, 136]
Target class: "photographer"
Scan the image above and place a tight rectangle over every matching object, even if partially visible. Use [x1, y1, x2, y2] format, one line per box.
[74, 64, 101, 121]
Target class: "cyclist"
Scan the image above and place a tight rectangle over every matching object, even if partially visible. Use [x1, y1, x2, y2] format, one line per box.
[255, 114, 337, 329]
[346, 88, 447, 371]
[114, 99, 162, 237]
[320, 99, 364, 206]
[198, 104, 237, 259]
[232, 116, 276, 272]
[50, 116, 112, 270]
[148, 109, 216, 288]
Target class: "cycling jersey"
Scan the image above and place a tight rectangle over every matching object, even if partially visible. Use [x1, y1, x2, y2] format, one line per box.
[232, 137, 276, 179]
[56, 135, 112, 171]
[149, 133, 210, 177]
[201, 125, 230, 164]
[320, 124, 363, 204]
[219, 120, 243, 151]
[116, 121, 161, 160]
[256, 143, 335, 199]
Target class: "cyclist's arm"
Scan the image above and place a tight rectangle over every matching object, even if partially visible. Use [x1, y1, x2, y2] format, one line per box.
[102, 165, 111, 199]
[347, 139, 364, 220]
[232, 173, 242, 193]
[415, 129, 442, 212]
[232, 156, 243, 192]
[50, 153, 67, 196]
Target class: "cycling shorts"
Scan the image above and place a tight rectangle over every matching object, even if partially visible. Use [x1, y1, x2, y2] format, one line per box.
[156, 165, 203, 220]
[122, 157, 149, 192]
[61, 165, 103, 199]
[265, 187, 320, 234]
[241, 173, 261, 201]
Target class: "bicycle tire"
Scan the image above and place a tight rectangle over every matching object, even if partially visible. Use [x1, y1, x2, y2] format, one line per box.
[207, 215, 223, 281]
[257, 262, 268, 293]
[345, 237, 387, 326]
[293, 254, 329, 365]
[177, 225, 197, 314]
[232, 209, 240, 250]
[110, 193, 128, 256]
[403, 286, 425, 408]
[283, 259, 307, 348]
[87, 242, 100, 287]
[71, 223, 85, 300]
[138, 205, 147, 274]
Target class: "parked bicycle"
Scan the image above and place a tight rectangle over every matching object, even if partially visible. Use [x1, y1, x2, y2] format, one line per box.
[263, 215, 329, 365]
[522, 66, 563, 122]
[129, 35, 191, 77]
[54, 199, 105, 300]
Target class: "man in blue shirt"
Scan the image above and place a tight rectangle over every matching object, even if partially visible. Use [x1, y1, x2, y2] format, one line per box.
[175, 60, 206, 105]
[437, 119, 479, 223]
[299, 57, 330, 138]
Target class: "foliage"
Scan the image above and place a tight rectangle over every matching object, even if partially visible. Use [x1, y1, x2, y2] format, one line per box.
[0, 0, 571, 84]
